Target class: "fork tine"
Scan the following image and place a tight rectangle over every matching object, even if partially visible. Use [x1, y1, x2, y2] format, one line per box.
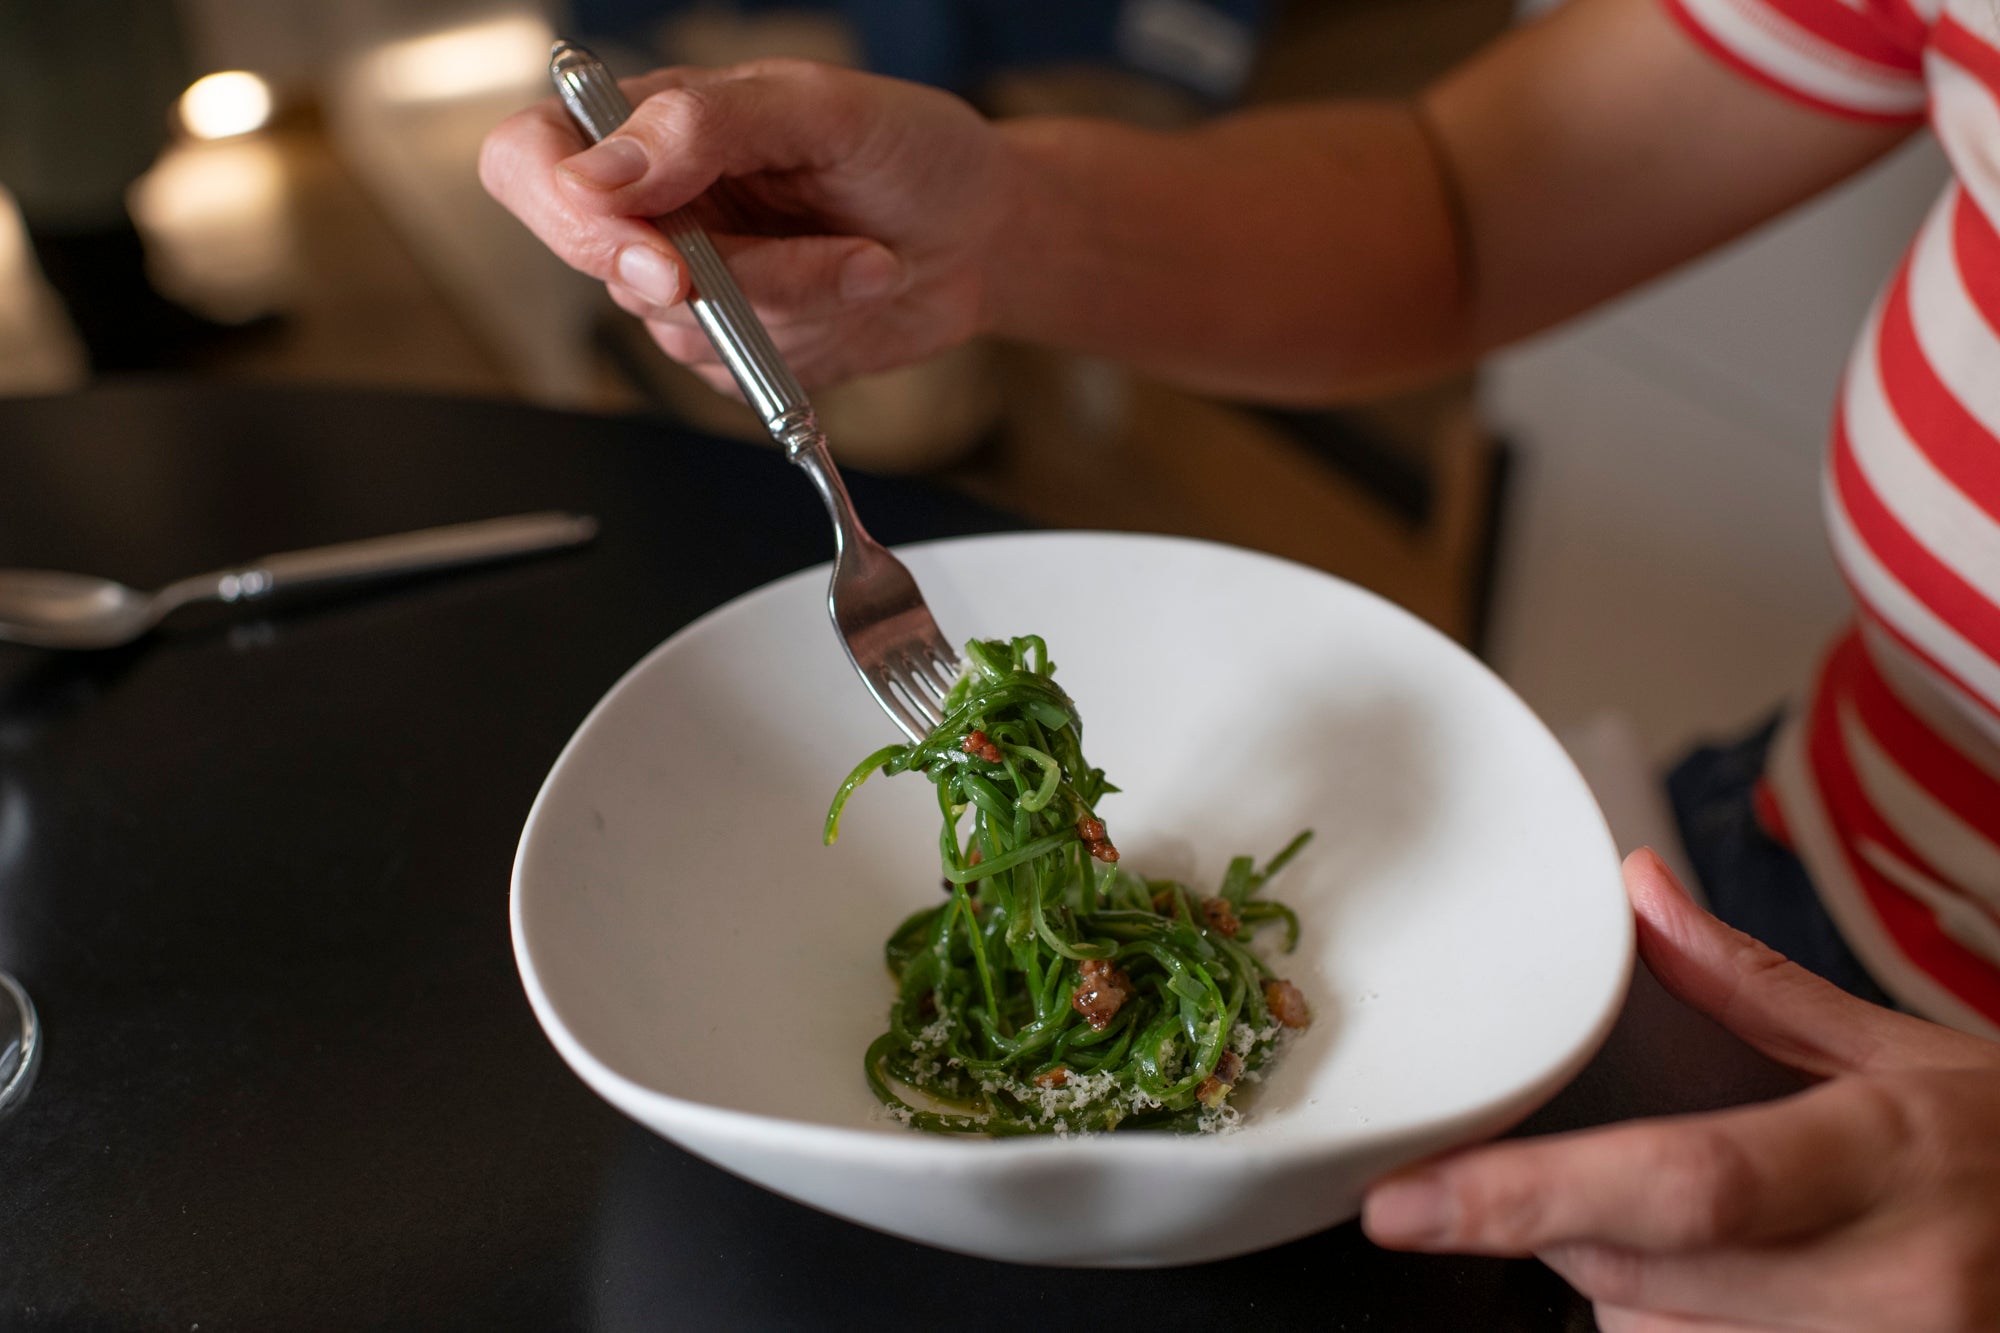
[893, 658, 944, 728]
[864, 665, 931, 743]
[912, 652, 959, 711]
[920, 627, 960, 669]
[897, 690, 941, 734]
[876, 676, 928, 736]
[901, 651, 951, 708]
[825, 538, 961, 741]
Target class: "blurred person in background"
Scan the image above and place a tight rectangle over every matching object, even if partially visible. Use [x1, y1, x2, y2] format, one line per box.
[483, 0, 2000, 1323]
[575, 0, 1269, 107]
[0, 2, 262, 372]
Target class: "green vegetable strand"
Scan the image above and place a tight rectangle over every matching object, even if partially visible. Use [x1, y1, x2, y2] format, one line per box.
[825, 635, 1311, 1135]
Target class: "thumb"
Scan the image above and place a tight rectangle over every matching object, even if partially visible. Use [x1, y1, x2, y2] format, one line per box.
[1625, 847, 1977, 1076]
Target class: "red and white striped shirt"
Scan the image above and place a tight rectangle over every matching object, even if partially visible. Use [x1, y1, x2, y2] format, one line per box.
[1666, 0, 2000, 1034]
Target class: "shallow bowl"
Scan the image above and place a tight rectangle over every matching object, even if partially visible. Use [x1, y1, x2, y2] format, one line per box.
[512, 532, 1630, 1266]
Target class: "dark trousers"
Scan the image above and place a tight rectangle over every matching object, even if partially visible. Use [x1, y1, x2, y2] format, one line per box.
[1667, 715, 1896, 1009]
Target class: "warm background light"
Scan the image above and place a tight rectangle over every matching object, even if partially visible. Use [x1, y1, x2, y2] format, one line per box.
[128, 140, 294, 323]
[0, 184, 87, 393]
[178, 70, 275, 140]
[360, 16, 552, 102]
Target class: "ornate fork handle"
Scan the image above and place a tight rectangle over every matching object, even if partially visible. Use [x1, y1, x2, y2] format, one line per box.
[550, 42, 867, 561]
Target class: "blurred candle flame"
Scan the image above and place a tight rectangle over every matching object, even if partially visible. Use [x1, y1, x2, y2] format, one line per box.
[179, 71, 275, 141]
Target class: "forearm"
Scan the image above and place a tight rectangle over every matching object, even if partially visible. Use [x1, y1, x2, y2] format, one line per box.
[979, 0, 1912, 406]
[983, 103, 1472, 404]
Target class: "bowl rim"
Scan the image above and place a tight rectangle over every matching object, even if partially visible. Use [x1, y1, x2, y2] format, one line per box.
[511, 529, 1634, 1170]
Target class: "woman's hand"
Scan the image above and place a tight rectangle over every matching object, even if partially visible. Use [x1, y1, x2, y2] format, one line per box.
[479, 60, 1013, 391]
[1363, 849, 2000, 1332]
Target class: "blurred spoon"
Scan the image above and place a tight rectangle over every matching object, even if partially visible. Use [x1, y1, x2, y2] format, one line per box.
[0, 511, 598, 650]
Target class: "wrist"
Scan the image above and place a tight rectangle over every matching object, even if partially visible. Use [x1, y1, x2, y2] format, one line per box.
[973, 117, 1083, 344]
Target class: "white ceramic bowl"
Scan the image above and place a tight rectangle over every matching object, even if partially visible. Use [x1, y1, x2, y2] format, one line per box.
[512, 532, 1630, 1267]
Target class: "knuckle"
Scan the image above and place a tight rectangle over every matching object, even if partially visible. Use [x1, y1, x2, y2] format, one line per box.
[1451, 1170, 1548, 1248]
[751, 58, 865, 133]
[745, 55, 817, 79]
[744, 56, 834, 90]
[1893, 1069, 1987, 1142]
[636, 84, 716, 148]
[630, 63, 703, 97]
[1642, 1127, 1757, 1245]
[1852, 1075, 1935, 1181]
[570, 233, 623, 283]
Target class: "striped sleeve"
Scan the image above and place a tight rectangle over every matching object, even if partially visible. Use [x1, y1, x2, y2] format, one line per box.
[1662, 0, 1933, 122]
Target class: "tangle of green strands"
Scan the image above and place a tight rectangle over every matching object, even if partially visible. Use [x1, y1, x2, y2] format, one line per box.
[824, 635, 1311, 1136]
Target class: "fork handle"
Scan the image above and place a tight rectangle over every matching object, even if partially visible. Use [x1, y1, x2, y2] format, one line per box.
[552, 45, 820, 455]
[551, 42, 877, 564]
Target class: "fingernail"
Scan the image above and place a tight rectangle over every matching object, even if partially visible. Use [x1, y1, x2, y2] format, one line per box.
[839, 247, 901, 301]
[562, 136, 648, 189]
[616, 246, 680, 305]
[1364, 1176, 1453, 1246]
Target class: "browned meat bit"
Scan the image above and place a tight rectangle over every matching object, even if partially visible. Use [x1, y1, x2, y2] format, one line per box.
[1151, 888, 1177, 915]
[962, 729, 1004, 764]
[1196, 1051, 1245, 1108]
[916, 991, 938, 1020]
[1071, 958, 1132, 1030]
[966, 846, 983, 866]
[1264, 979, 1311, 1029]
[1199, 897, 1241, 937]
[1075, 815, 1119, 864]
[1032, 1067, 1069, 1089]
[1216, 1048, 1244, 1083]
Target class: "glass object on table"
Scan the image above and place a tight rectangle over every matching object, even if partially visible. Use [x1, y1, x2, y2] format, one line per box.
[0, 969, 38, 1115]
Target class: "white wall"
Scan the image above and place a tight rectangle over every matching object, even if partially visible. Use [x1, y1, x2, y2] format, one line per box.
[1482, 136, 1949, 761]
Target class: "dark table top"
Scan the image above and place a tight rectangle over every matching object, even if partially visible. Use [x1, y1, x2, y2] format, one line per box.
[0, 381, 1806, 1332]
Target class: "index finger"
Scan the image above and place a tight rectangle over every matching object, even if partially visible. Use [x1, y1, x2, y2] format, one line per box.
[1362, 1076, 1905, 1255]
[477, 70, 713, 289]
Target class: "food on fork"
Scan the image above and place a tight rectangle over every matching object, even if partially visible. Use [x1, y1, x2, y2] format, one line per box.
[825, 635, 1311, 1135]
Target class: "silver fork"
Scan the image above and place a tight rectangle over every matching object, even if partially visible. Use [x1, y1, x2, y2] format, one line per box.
[551, 41, 962, 742]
